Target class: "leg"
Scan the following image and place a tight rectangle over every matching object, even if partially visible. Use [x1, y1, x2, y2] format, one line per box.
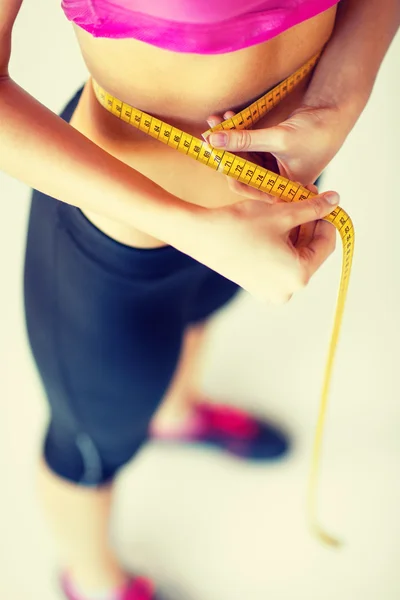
[24, 188, 190, 598]
[39, 322, 208, 593]
[37, 459, 127, 592]
[150, 270, 290, 460]
[150, 267, 241, 433]
[151, 322, 208, 429]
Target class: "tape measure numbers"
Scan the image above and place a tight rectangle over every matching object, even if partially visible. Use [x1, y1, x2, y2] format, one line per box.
[92, 52, 354, 547]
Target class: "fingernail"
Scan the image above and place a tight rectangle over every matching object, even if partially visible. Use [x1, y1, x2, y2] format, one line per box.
[324, 191, 340, 205]
[209, 132, 227, 147]
[207, 119, 215, 128]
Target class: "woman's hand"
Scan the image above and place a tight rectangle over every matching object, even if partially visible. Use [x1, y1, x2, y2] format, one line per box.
[205, 103, 349, 201]
[205, 0, 400, 201]
[184, 188, 339, 304]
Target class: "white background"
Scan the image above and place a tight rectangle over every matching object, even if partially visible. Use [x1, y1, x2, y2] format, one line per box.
[0, 1, 399, 599]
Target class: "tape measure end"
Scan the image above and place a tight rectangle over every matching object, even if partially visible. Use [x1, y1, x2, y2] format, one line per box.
[312, 525, 344, 550]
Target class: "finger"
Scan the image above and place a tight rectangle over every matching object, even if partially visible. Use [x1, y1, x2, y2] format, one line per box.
[280, 191, 340, 230]
[203, 115, 226, 141]
[206, 111, 237, 128]
[297, 220, 337, 279]
[223, 110, 236, 120]
[207, 115, 224, 128]
[209, 124, 288, 153]
[306, 183, 319, 195]
[289, 226, 300, 246]
[294, 221, 317, 249]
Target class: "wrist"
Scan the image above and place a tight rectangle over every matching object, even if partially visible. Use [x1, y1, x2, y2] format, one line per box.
[302, 72, 371, 135]
[302, 0, 400, 135]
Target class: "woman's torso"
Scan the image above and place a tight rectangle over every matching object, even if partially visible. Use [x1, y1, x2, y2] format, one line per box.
[69, 6, 338, 247]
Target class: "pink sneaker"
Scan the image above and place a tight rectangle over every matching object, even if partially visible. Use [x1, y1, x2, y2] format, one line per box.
[150, 401, 289, 460]
[60, 572, 157, 600]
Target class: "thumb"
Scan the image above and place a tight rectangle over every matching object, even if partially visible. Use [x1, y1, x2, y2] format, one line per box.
[283, 191, 340, 228]
[208, 125, 288, 153]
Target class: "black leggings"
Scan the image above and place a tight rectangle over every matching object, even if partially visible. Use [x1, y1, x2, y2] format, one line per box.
[23, 88, 240, 486]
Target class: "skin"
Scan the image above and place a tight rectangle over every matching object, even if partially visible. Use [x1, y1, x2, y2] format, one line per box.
[1, 2, 398, 303]
[71, 7, 338, 248]
[0, 2, 340, 305]
[208, 0, 400, 199]
[1, 0, 398, 594]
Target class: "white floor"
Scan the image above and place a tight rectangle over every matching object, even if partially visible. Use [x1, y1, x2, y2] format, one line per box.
[1, 2, 400, 599]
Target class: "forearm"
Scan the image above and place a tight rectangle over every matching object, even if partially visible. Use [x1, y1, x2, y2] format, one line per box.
[304, 0, 400, 122]
[0, 77, 201, 247]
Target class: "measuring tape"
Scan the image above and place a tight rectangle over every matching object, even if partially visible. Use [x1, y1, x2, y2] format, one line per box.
[92, 51, 354, 547]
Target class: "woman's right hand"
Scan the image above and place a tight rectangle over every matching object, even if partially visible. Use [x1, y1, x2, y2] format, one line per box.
[187, 189, 339, 304]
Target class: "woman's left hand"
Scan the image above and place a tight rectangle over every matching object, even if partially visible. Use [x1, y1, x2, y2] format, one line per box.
[206, 103, 350, 201]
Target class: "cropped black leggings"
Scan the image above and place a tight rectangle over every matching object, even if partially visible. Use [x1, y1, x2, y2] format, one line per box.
[23, 88, 240, 486]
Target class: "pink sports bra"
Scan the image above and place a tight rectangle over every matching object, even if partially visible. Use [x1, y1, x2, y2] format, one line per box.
[62, 0, 340, 54]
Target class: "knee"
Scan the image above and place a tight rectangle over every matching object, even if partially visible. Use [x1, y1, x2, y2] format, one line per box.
[43, 421, 145, 487]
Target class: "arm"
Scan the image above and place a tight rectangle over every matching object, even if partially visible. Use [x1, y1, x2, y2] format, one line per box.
[0, 0, 340, 304]
[0, 77, 197, 242]
[303, 0, 400, 128]
[208, 0, 400, 188]
[0, 0, 199, 245]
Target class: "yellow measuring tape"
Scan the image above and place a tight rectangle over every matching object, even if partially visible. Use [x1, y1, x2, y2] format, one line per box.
[92, 51, 354, 547]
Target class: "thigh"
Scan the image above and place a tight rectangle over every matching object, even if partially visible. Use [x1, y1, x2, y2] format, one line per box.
[24, 189, 199, 482]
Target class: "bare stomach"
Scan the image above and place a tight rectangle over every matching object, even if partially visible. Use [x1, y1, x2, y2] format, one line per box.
[69, 6, 337, 248]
